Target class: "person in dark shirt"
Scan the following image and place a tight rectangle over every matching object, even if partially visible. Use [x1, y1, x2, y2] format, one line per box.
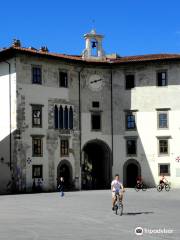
[58, 177, 64, 197]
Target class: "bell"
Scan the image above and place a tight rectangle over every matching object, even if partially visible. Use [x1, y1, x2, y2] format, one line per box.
[92, 41, 97, 48]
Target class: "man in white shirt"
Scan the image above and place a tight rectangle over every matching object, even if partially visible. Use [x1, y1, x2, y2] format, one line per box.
[111, 174, 125, 210]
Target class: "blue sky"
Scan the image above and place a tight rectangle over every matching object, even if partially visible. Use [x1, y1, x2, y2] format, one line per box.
[0, 0, 180, 56]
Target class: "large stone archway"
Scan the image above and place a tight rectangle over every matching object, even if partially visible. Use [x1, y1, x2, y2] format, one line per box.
[57, 160, 73, 190]
[81, 139, 112, 190]
[123, 159, 141, 187]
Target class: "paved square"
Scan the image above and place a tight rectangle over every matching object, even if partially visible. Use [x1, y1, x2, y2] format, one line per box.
[0, 189, 179, 240]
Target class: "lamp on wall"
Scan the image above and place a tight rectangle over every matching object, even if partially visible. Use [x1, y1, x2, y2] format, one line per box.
[0, 157, 4, 163]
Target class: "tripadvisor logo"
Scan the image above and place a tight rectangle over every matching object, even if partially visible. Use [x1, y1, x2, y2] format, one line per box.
[135, 227, 143, 236]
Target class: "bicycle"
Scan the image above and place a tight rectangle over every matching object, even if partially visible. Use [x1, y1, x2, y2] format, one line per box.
[157, 182, 170, 192]
[114, 192, 123, 216]
[135, 182, 147, 191]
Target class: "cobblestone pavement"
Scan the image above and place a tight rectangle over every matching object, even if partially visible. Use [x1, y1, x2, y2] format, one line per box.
[0, 188, 179, 240]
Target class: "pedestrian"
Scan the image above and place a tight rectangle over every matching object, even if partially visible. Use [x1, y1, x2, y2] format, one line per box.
[58, 177, 64, 197]
[37, 178, 42, 192]
[32, 179, 36, 192]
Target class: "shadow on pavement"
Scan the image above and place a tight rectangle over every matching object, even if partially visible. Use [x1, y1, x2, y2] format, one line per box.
[123, 211, 154, 216]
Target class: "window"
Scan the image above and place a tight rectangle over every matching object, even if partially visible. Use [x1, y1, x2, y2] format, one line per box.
[64, 106, 69, 129]
[126, 112, 136, 130]
[32, 137, 43, 157]
[126, 139, 137, 155]
[32, 165, 43, 178]
[69, 106, 73, 129]
[59, 72, 68, 87]
[32, 66, 42, 84]
[91, 113, 101, 131]
[176, 168, 180, 177]
[54, 105, 58, 129]
[60, 139, 69, 156]
[159, 164, 170, 176]
[59, 105, 64, 129]
[92, 101, 100, 108]
[54, 105, 73, 130]
[91, 38, 98, 56]
[157, 71, 167, 86]
[32, 105, 42, 127]
[159, 139, 168, 155]
[125, 74, 135, 89]
[158, 112, 168, 128]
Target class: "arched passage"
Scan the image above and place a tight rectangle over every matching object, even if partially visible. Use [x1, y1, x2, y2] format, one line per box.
[57, 160, 73, 190]
[82, 139, 112, 190]
[123, 159, 141, 187]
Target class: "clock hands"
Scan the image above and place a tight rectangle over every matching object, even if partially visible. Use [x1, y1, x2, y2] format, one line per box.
[90, 79, 102, 84]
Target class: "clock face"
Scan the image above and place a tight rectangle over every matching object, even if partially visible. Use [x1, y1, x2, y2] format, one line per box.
[88, 74, 104, 91]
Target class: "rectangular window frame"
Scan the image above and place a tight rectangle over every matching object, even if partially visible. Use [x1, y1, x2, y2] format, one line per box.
[157, 111, 169, 129]
[158, 163, 170, 176]
[158, 138, 169, 156]
[126, 137, 137, 156]
[156, 71, 168, 87]
[32, 136, 43, 157]
[91, 112, 101, 131]
[125, 111, 136, 131]
[59, 71, 68, 88]
[125, 74, 135, 90]
[60, 139, 69, 157]
[32, 165, 43, 178]
[31, 104, 43, 128]
[32, 65, 42, 84]
[92, 101, 100, 108]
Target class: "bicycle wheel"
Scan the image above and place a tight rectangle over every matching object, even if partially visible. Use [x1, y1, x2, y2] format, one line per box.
[135, 185, 140, 192]
[119, 203, 123, 216]
[115, 204, 118, 215]
[142, 184, 147, 191]
[165, 184, 170, 191]
[157, 185, 162, 192]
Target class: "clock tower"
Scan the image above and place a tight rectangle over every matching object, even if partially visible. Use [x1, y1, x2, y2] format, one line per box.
[82, 29, 105, 60]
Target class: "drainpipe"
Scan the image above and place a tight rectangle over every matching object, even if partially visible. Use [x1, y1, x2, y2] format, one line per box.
[78, 67, 84, 189]
[4, 61, 12, 171]
[110, 67, 114, 170]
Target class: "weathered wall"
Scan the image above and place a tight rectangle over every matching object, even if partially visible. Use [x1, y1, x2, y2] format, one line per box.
[15, 56, 80, 191]
[1, 54, 180, 192]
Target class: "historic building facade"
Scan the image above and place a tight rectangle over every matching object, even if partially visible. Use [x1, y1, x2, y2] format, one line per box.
[1, 30, 180, 193]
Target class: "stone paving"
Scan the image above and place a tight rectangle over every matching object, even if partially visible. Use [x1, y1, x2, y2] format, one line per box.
[0, 188, 179, 240]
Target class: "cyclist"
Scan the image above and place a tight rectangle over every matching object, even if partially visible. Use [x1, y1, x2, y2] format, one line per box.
[136, 176, 143, 188]
[159, 175, 168, 187]
[111, 174, 125, 210]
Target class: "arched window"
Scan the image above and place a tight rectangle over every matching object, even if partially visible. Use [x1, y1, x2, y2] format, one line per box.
[91, 38, 98, 56]
[69, 106, 73, 129]
[54, 105, 58, 129]
[64, 106, 68, 129]
[59, 105, 64, 129]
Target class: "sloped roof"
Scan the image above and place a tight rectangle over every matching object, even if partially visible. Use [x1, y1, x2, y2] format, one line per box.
[1, 46, 180, 65]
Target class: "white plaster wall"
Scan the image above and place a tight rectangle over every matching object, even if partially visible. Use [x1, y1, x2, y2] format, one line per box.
[0, 59, 16, 192]
[113, 63, 180, 188]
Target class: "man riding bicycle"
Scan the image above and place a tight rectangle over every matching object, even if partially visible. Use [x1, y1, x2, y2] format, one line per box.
[159, 175, 168, 187]
[136, 176, 143, 185]
[111, 174, 125, 210]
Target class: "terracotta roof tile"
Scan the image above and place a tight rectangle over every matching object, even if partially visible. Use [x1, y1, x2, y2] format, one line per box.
[112, 53, 180, 63]
[1, 46, 180, 64]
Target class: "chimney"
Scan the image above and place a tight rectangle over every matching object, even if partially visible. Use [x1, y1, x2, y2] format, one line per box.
[39, 46, 49, 52]
[12, 39, 21, 47]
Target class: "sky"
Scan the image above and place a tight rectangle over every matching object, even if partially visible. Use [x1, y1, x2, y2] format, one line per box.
[0, 0, 180, 56]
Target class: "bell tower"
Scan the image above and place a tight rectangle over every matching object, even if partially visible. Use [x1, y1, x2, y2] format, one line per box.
[82, 29, 105, 60]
